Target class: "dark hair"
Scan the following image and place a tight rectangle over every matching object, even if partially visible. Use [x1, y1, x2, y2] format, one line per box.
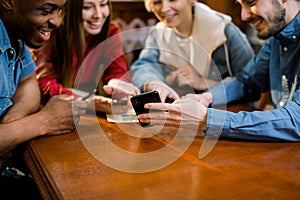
[50, 0, 112, 87]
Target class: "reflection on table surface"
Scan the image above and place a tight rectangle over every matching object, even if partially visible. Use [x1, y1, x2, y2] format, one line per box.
[24, 103, 300, 200]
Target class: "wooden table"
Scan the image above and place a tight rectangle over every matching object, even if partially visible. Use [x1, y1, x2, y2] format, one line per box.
[24, 104, 300, 200]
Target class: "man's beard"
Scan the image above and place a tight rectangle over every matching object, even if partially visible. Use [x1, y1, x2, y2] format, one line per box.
[258, 0, 286, 39]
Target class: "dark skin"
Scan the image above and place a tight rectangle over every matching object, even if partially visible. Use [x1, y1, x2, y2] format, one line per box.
[0, 0, 88, 156]
[1, 0, 64, 49]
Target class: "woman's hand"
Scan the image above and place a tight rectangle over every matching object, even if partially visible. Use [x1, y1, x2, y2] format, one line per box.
[144, 79, 180, 102]
[86, 95, 114, 114]
[104, 79, 140, 96]
[166, 66, 218, 91]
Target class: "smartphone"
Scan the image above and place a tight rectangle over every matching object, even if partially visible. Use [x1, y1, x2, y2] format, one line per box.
[130, 91, 162, 127]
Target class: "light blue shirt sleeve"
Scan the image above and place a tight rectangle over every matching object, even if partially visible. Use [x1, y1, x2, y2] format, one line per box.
[130, 28, 166, 90]
[206, 89, 300, 141]
[208, 77, 245, 105]
[205, 14, 300, 142]
[223, 23, 255, 75]
[208, 38, 274, 105]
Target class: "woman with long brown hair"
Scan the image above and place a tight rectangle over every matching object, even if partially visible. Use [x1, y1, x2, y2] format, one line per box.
[34, 0, 139, 113]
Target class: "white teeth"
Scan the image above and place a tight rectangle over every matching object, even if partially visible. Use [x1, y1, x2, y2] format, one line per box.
[253, 18, 263, 26]
[90, 22, 101, 26]
[40, 31, 50, 36]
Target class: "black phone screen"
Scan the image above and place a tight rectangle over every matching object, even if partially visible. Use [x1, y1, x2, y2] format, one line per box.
[130, 91, 162, 127]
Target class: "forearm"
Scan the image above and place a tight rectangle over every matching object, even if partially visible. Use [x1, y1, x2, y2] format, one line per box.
[130, 30, 165, 89]
[0, 111, 48, 156]
[206, 101, 300, 141]
[2, 74, 40, 123]
[208, 77, 245, 106]
[131, 62, 166, 90]
[0, 94, 88, 156]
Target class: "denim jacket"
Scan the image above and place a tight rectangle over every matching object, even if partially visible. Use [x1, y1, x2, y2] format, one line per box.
[0, 19, 36, 118]
[208, 12, 300, 141]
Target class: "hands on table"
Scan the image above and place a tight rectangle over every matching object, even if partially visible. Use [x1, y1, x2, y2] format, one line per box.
[143, 79, 180, 103]
[137, 93, 212, 130]
[85, 79, 140, 113]
[166, 66, 219, 91]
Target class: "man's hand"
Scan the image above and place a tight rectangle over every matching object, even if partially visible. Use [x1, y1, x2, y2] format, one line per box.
[138, 94, 208, 131]
[194, 92, 213, 107]
[41, 95, 88, 135]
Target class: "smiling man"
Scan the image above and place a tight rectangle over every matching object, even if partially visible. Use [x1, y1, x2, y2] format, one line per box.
[0, 0, 88, 197]
[138, 0, 300, 142]
[4, 0, 65, 48]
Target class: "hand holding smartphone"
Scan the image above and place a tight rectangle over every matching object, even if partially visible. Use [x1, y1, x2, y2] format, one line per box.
[81, 89, 97, 101]
[130, 91, 162, 127]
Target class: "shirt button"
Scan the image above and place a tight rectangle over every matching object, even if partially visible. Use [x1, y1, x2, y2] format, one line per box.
[279, 101, 285, 107]
[283, 47, 288, 52]
[282, 75, 287, 80]
[292, 35, 296, 40]
[9, 49, 14, 55]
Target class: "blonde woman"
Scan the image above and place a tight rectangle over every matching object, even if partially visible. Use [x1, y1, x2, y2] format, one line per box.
[131, 0, 254, 102]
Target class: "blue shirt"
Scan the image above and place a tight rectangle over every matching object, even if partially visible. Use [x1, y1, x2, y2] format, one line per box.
[208, 13, 300, 141]
[0, 19, 36, 118]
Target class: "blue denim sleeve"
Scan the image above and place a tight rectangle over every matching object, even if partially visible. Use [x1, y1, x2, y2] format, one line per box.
[235, 39, 272, 97]
[209, 77, 245, 105]
[209, 39, 273, 105]
[224, 23, 254, 75]
[130, 28, 165, 90]
[206, 89, 300, 141]
[19, 45, 36, 79]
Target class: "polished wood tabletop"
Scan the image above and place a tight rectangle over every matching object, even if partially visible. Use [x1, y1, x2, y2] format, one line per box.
[24, 104, 300, 200]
